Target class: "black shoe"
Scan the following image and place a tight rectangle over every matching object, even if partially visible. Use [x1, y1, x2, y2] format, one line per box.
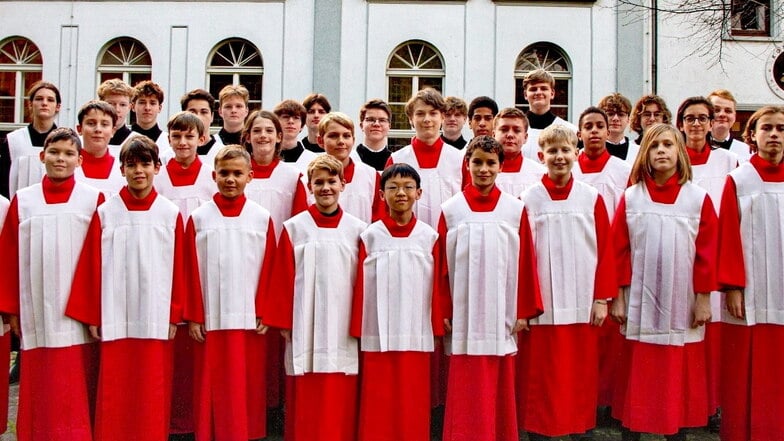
[9, 351, 20, 385]
[708, 409, 721, 433]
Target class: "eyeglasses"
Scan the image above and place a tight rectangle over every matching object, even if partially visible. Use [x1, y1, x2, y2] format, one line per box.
[384, 185, 418, 193]
[641, 111, 663, 119]
[364, 117, 389, 125]
[471, 115, 494, 122]
[606, 111, 628, 118]
[683, 115, 711, 124]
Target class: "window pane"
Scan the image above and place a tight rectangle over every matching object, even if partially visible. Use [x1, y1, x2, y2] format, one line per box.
[0, 97, 14, 123]
[388, 136, 412, 152]
[390, 104, 409, 131]
[388, 77, 412, 103]
[419, 77, 442, 93]
[129, 72, 151, 88]
[101, 39, 151, 67]
[100, 72, 122, 83]
[239, 74, 263, 102]
[0, 71, 15, 98]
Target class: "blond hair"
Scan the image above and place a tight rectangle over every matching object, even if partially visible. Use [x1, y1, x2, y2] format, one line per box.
[218, 84, 249, 105]
[538, 124, 578, 149]
[97, 79, 134, 100]
[214, 144, 251, 169]
[629, 123, 691, 185]
[307, 154, 344, 182]
[318, 112, 354, 137]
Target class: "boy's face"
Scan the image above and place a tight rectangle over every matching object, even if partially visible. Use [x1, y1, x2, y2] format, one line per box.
[469, 107, 494, 137]
[306, 103, 328, 133]
[604, 108, 629, 139]
[753, 113, 784, 163]
[249, 117, 281, 164]
[39, 139, 81, 183]
[579, 113, 609, 154]
[77, 109, 114, 154]
[30, 88, 60, 121]
[318, 122, 354, 164]
[308, 168, 345, 213]
[467, 149, 501, 193]
[640, 103, 664, 131]
[219, 96, 249, 131]
[360, 108, 390, 145]
[104, 94, 131, 129]
[213, 157, 253, 200]
[525, 82, 555, 114]
[121, 158, 160, 198]
[381, 175, 421, 215]
[279, 114, 303, 143]
[709, 96, 736, 135]
[443, 110, 466, 139]
[409, 101, 443, 143]
[539, 140, 576, 182]
[186, 99, 214, 135]
[494, 117, 528, 155]
[169, 128, 206, 164]
[133, 95, 162, 128]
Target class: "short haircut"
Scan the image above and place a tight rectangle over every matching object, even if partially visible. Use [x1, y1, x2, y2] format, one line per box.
[180, 89, 215, 112]
[468, 96, 499, 118]
[303, 93, 332, 113]
[675, 96, 714, 131]
[97, 79, 134, 100]
[307, 154, 344, 182]
[578, 106, 609, 128]
[494, 107, 529, 131]
[444, 96, 468, 116]
[167, 111, 206, 136]
[630, 123, 691, 185]
[539, 124, 578, 149]
[523, 69, 555, 90]
[465, 135, 504, 164]
[218, 84, 249, 105]
[119, 135, 161, 166]
[404, 88, 446, 119]
[77, 100, 118, 126]
[242, 110, 283, 156]
[133, 80, 164, 104]
[359, 99, 392, 122]
[28, 81, 62, 104]
[274, 99, 307, 126]
[381, 163, 421, 189]
[598, 93, 632, 115]
[318, 112, 354, 137]
[44, 127, 82, 152]
[743, 105, 784, 151]
[629, 94, 672, 134]
[706, 89, 737, 105]
[214, 144, 251, 169]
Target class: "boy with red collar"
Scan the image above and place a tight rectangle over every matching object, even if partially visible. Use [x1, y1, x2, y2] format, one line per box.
[0, 128, 103, 440]
[74, 100, 126, 196]
[492, 107, 546, 196]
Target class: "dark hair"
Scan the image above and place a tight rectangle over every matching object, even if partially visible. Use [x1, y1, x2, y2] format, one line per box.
[242, 110, 283, 157]
[380, 163, 421, 189]
[180, 89, 215, 112]
[404, 88, 445, 119]
[167, 111, 206, 136]
[303, 93, 332, 113]
[119, 136, 161, 166]
[77, 100, 118, 126]
[468, 96, 499, 119]
[274, 99, 307, 126]
[630, 94, 672, 134]
[675, 96, 714, 131]
[132, 80, 164, 104]
[465, 135, 504, 164]
[28, 81, 62, 104]
[359, 99, 392, 122]
[598, 93, 632, 115]
[578, 106, 609, 128]
[44, 127, 82, 152]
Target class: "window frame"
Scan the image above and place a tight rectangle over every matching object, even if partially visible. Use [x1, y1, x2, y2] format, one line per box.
[514, 42, 573, 121]
[0, 36, 43, 131]
[206, 38, 264, 129]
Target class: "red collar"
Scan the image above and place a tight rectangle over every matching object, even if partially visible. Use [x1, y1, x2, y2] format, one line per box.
[81, 150, 115, 179]
[686, 144, 711, 166]
[502, 152, 523, 173]
[343, 159, 356, 183]
[119, 186, 158, 210]
[381, 214, 417, 237]
[308, 205, 343, 228]
[166, 157, 203, 186]
[578, 149, 611, 173]
[643, 173, 682, 204]
[411, 137, 445, 168]
[41, 175, 76, 204]
[463, 184, 502, 212]
[751, 154, 784, 182]
[541, 174, 573, 200]
[213, 193, 246, 217]
[251, 158, 280, 179]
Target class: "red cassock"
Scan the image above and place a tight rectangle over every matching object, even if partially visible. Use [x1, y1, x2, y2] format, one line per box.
[517, 176, 617, 437]
[183, 193, 277, 441]
[349, 216, 443, 441]
[716, 155, 784, 441]
[610, 175, 718, 435]
[66, 187, 187, 441]
[438, 185, 543, 441]
[0, 177, 102, 441]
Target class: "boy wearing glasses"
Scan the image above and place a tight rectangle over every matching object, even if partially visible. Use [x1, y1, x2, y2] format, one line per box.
[356, 99, 392, 171]
[599, 93, 638, 162]
[351, 163, 443, 441]
[302, 93, 331, 153]
[468, 96, 498, 139]
[441, 97, 468, 150]
[521, 69, 578, 160]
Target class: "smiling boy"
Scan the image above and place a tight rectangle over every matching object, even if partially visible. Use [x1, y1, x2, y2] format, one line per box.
[492, 107, 546, 196]
[131, 80, 170, 155]
[74, 100, 126, 196]
[181, 89, 224, 163]
[217, 85, 250, 146]
[521, 70, 577, 159]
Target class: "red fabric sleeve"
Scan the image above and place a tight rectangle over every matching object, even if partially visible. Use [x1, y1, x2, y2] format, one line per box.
[262, 228, 295, 329]
[65, 211, 102, 326]
[169, 214, 187, 324]
[517, 207, 543, 319]
[384, 157, 394, 169]
[593, 196, 618, 299]
[430, 239, 445, 336]
[349, 241, 367, 338]
[371, 173, 386, 222]
[96, 192, 106, 206]
[182, 217, 205, 324]
[255, 218, 277, 317]
[693, 194, 719, 294]
[0, 198, 20, 315]
[291, 177, 309, 216]
[436, 214, 453, 321]
[611, 196, 632, 287]
[717, 177, 745, 289]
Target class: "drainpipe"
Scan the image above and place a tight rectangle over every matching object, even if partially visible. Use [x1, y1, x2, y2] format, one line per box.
[651, 0, 658, 93]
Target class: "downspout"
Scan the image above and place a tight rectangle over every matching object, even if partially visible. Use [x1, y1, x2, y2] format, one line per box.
[651, 0, 658, 93]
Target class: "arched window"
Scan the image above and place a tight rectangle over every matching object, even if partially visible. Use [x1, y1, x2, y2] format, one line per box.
[514, 43, 572, 120]
[97, 37, 152, 87]
[207, 38, 263, 128]
[386, 40, 445, 150]
[0, 36, 43, 127]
